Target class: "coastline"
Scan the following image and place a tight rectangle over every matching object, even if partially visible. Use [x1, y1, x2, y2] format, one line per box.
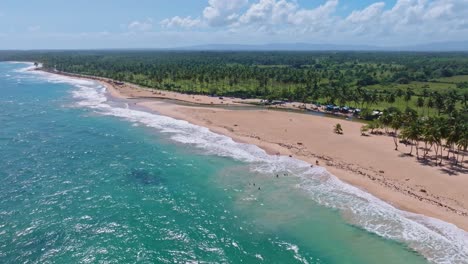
[141, 101, 468, 230]
[41, 68, 468, 232]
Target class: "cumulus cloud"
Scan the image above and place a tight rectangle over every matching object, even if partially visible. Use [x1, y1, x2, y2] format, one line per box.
[203, 0, 248, 26]
[160, 0, 248, 29]
[422, 0, 468, 24]
[370, 0, 468, 39]
[128, 18, 153, 31]
[238, 0, 297, 25]
[289, 0, 338, 25]
[159, 0, 468, 43]
[160, 16, 201, 28]
[346, 2, 385, 23]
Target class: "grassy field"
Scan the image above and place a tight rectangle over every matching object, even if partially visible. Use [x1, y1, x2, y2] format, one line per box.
[128, 73, 465, 115]
[434, 75, 468, 83]
[365, 81, 457, 94]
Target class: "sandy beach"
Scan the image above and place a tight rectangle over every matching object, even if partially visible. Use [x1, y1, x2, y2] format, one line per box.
[145, 102, 468, 230]
[45, 70, 468, 231]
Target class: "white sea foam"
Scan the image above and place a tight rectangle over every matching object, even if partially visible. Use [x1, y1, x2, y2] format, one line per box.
[8, 61, 33, 65]
[10, 62, 36, 73]
[17, 64, 468, 264]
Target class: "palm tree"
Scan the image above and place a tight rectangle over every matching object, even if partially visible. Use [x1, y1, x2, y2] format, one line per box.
[422, 117, 444, 165]
[368, 120, 381, 134]
[404, 88, 413, 107]
[426, 97, 434, 115]
[390, 112, 402, 150]
[416, 97, 424, 112]
[386, 92, 396, 104]
[422, 87, 429, 98]
[400, 119, 422, 157]
[457, 128, 468, 167]
[422, 117, 434, 159]
[462, 91, 468, 109]
[402, 107, 418, 126]
[380, 107, 399, 134]
[433, 92, 445, 115]
[443, 115, 460, 161]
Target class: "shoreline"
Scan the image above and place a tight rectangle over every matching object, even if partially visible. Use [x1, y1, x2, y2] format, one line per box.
[139, 101, 468, 229]
[39, 68, 468, 232]
[38, 68, 360, 120]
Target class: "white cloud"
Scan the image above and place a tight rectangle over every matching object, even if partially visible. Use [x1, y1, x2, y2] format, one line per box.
[381, 0, 425, 28]
[128, 18, 153, 31]
[238, 0, 297, 25]
[346, 2, 385, 23]
[424, 1, 453, 19]
[160, 16, 201, 28]
[289, 0, 338, 25]
[158, 0, 468, 44]
[371, 0, 468, 39]
[160, 0, 248, 29]
[203, 0, 248, 26]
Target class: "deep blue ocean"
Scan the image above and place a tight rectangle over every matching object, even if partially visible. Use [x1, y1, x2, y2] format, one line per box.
[0, 62, 467, 263]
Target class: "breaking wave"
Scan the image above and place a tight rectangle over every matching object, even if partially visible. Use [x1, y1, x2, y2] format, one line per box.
[18, 64, 468, 264]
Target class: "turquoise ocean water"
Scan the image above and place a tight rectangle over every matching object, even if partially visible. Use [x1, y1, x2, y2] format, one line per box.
[0, 62, 467, 264]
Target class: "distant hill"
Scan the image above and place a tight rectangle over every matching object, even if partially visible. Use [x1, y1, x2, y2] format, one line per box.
[395, 41, 468, 52]
[179, 43, 381, 51]
[176, 41, 468, 52]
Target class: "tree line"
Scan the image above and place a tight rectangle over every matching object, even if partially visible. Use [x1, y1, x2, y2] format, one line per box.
[1, 50, 467, 115]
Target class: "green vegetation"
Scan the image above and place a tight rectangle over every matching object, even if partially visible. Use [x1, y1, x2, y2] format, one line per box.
[1, 50, 467, 117]
[365, 107, 467, 167]
[0, 50, 466, 168]
[435, 75, 468, 83]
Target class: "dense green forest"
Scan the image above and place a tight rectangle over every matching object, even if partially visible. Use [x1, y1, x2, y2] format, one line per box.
[0, 50, 467, 165]
[2, 50, 467, 116]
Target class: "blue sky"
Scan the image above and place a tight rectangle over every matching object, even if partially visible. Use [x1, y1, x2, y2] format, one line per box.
[0, 0, 466, 49]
